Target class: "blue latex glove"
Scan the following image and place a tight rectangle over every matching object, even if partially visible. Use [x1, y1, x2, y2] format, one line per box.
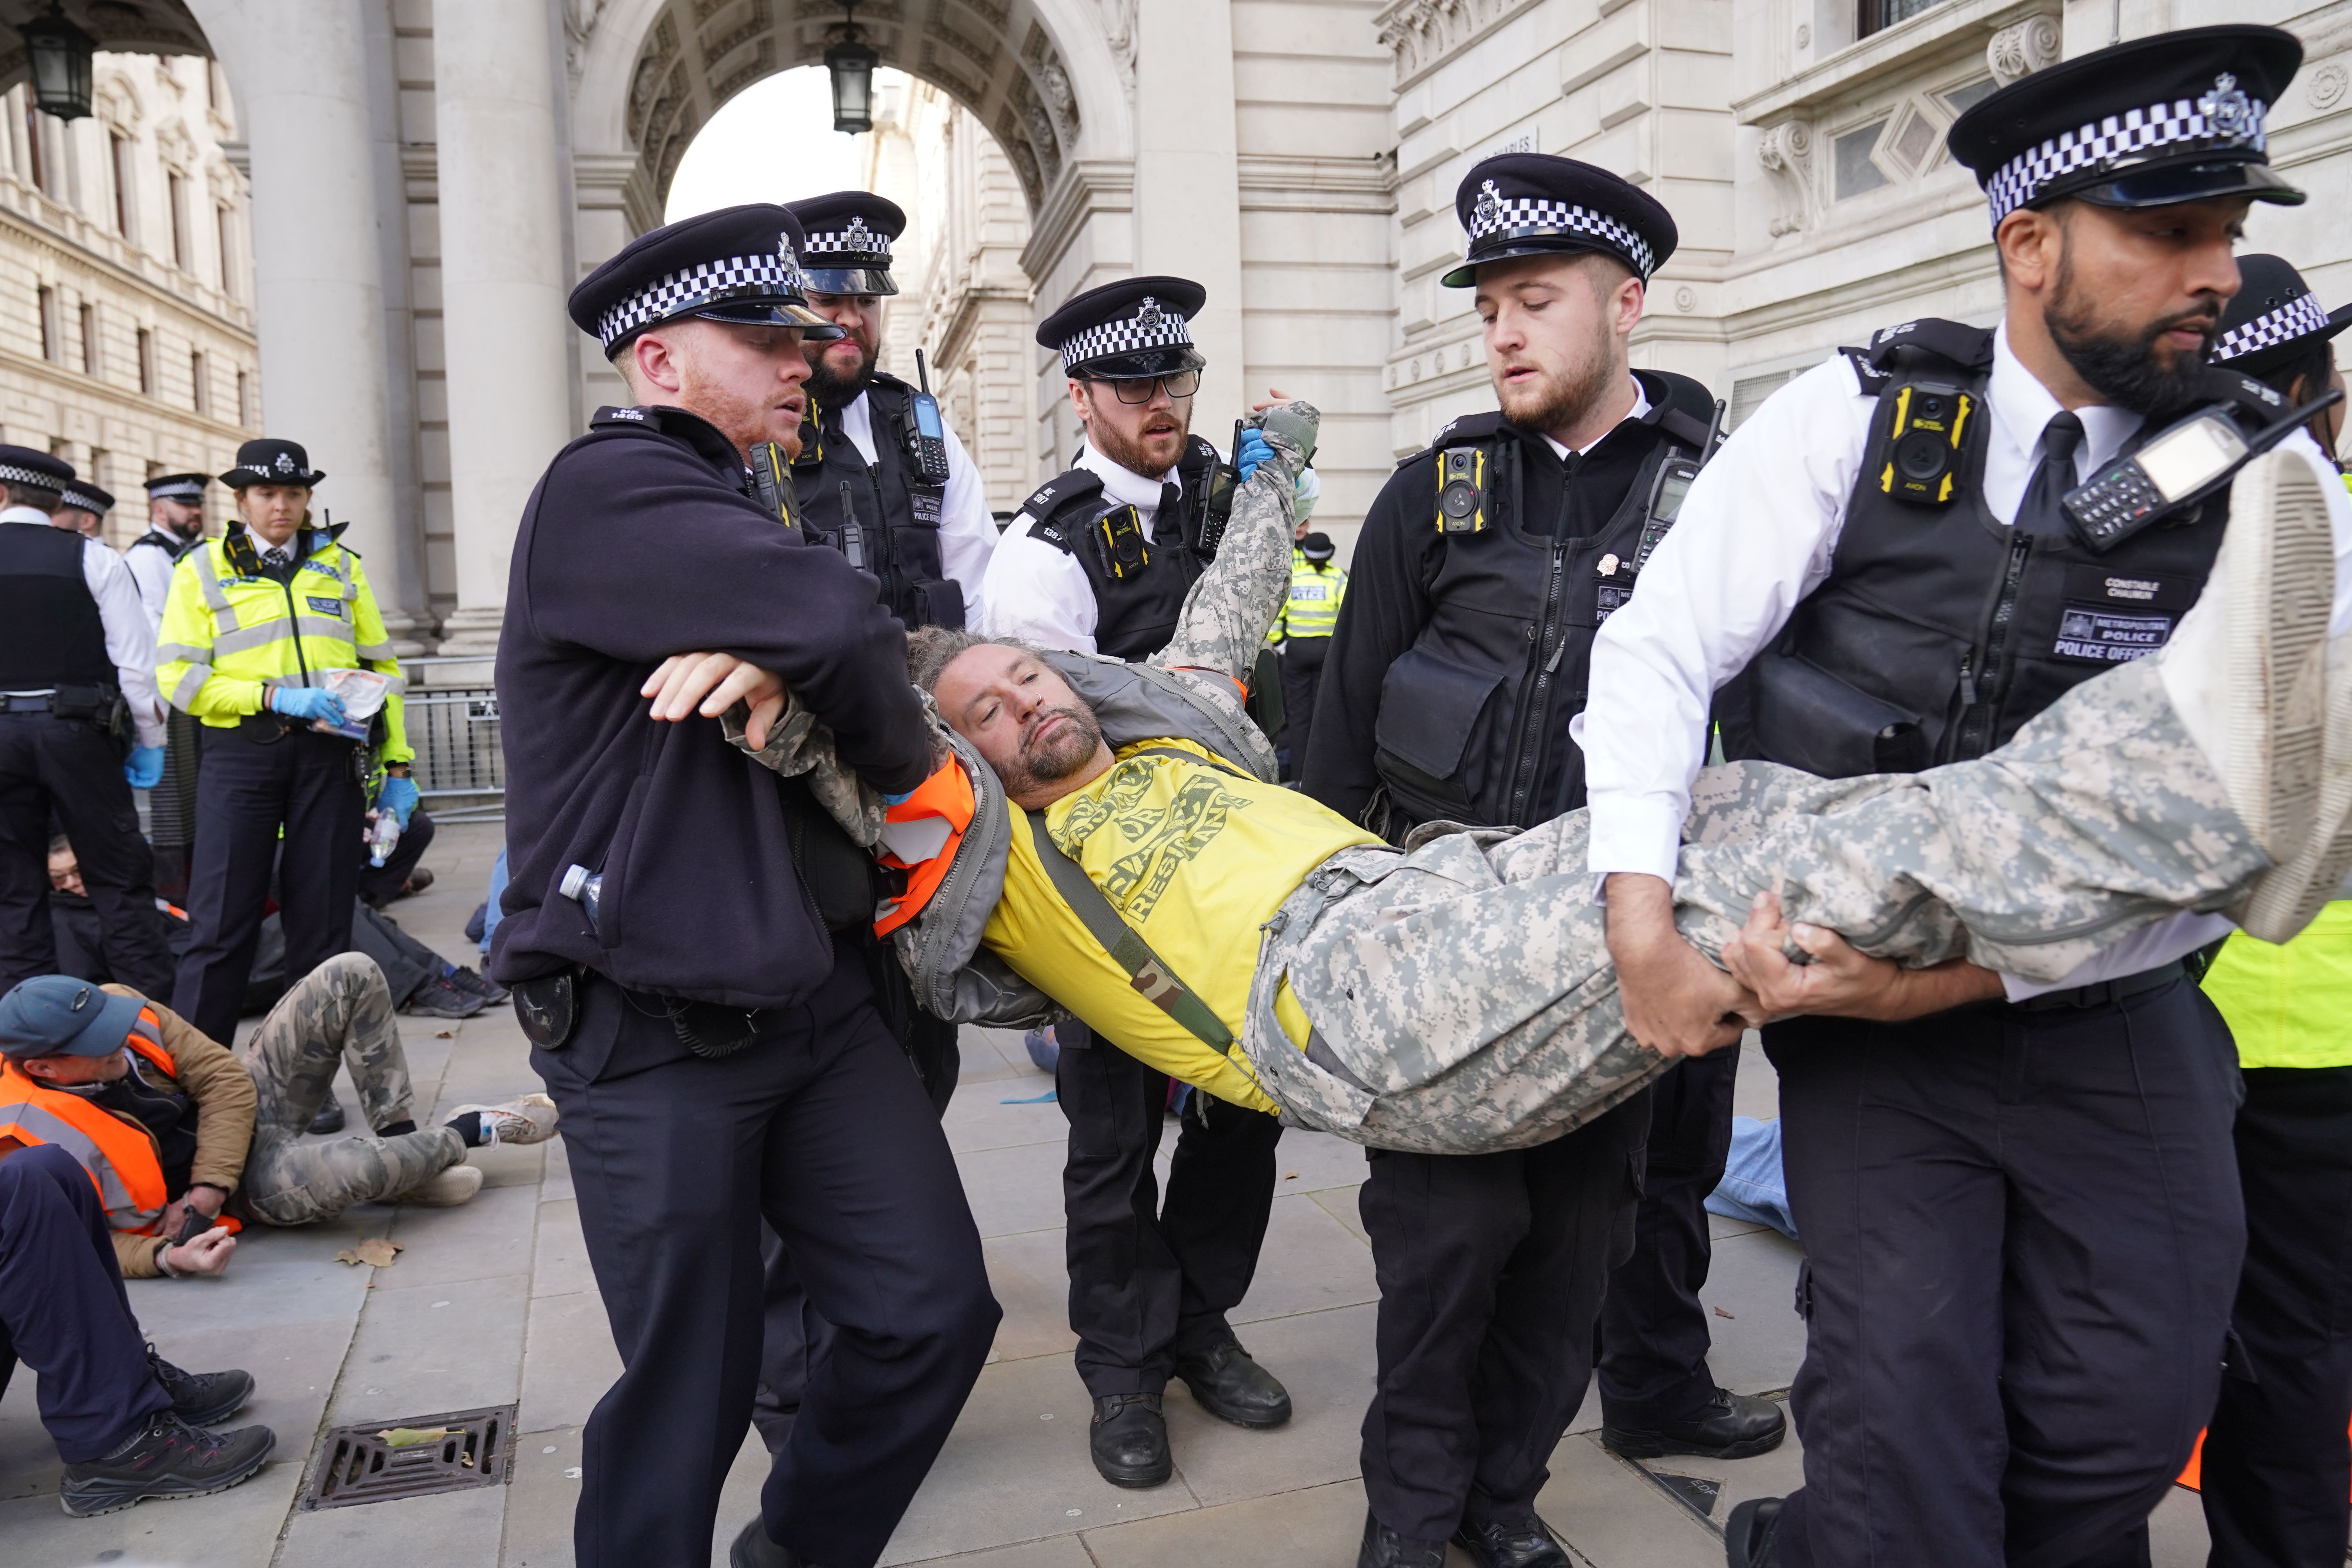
[269, 686, 348, 728]
[377, 773, 420, 829]
[123, 745, 164, 789]
[1235, 428, 1276, 483]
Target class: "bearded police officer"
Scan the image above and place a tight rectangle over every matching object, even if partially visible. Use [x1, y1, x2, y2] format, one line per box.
[0, 445, 170, 998]
[1295, 154, 1772, 1568]
[1576, 27, 2339, 1567]
[784, 192, 995, 629]
[123, 473, 211, 629]
[494, 203, 997, 1568]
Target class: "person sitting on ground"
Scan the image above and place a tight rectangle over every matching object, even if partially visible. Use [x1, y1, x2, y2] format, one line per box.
[0, 1140, 276, 1517]
[655, 405, 2352, 1160]
[358, 796, 435, 909]
[0, 956, 559, 1278]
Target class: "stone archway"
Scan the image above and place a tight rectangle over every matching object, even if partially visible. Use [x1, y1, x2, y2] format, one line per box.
[0, 0, 212, 80]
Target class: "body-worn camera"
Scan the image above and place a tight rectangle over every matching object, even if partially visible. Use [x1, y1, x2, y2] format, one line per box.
[1878, 380, 1975, 505]
[1436, 446, 1489, 534]
[1094, 504, 1150, 578]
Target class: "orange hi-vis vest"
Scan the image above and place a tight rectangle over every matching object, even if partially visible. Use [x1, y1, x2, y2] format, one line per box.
[0, 1016, 233, 1237]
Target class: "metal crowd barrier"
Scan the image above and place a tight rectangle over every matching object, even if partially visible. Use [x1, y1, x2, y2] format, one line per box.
[397, 655, 504, 822]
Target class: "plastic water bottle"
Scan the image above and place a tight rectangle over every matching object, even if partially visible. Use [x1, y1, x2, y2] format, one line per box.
[559, 863, 603, 933]
[367, 811, 401, 869]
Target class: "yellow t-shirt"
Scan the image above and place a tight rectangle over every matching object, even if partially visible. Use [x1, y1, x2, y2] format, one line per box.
[982, 739, 1381, 1112]
[2202, 900, 2352, 1069]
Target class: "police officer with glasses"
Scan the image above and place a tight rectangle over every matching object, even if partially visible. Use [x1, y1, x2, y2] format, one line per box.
[0, 444, 171, 998]
[784, 191, 996, 629]
[1575, 26, 2341, 1567]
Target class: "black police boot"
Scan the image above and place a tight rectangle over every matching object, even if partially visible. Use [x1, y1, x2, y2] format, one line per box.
[1357, 1510, 1448, 1568]
[1089, 1392, 1172, 1488]
[728, 1515, 821, 1568]
[1602, 1389, 1786, 1461]
[308, 1099, 347, 1136]
[58, 1412, 274, 1517]
[145, 1345, 254, 1426]
[1171, 1337, 1292, 1428]
[1725, 1497, 1785, 1568]
[1453, 1510, 1571, 1568]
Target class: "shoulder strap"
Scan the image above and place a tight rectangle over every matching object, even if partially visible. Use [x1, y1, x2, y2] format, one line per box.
[1016, 470, 1108, 557]
[1022, 809, 1236, 1057]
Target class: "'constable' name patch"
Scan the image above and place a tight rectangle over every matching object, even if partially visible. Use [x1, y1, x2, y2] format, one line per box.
[2051, 565, 2192, 664]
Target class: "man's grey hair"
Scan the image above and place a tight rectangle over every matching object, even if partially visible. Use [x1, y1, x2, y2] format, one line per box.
[904, 626, 1038, 694]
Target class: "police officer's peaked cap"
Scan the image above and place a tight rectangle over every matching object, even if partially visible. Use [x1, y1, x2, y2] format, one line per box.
[144, 471, 210, 503]
[1299, 532, 1336, 564]
[1443, 154, 1677, 288]
[1948, 24, 2305, 227]
[221, 438, 323, 491]
[569, 203, 846, 356]
[60, 481, 113, 515]
[1038, 276, 1209, 380]
[787, 191, 905, 297]
[2211, 254, 2352, 379]
[0, 444, 72, 493]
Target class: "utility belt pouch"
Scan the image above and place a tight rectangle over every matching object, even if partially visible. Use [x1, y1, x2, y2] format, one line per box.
[1750, 648, 1929, 778]
[911, 577, 967, 632]
[512, 969, 580, 1051]
[49, 683, 118, 728]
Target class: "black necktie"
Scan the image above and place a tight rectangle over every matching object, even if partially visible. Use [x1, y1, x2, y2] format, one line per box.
[2016, 410, 2084, 537]
[1155, 481, 1183, 544]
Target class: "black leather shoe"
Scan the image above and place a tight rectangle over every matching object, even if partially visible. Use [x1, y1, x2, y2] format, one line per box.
[1453, 1511, 1571, 1568]
[1171, 1337, 1292, 1428]
[1089, 1392, 1172, 1488]
[308, 1100, 347, 1136]
[1357, 1511, 1448, 1568]
[728, 1515, 818, 1568]
[1724, 1497, 1784, 1568]
[1602, 1389, 1786, 1460]
[147, 1345, 253, 1426]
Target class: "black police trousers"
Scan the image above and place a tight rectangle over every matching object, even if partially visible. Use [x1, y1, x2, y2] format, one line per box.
[2201, 1064, 2352, 1568]
[358, 803, 434, 909]
[1764, 979, 2243, 1568]
[533, 955, 997, 1568]
[1278, 636, 1329, 782]
[173, 724, 361, 1045]
[1056, 1022, 1283, 1397]
[1597, 1048, 1739, 1428]
[1357, 1094, 1648, 1540]
[0, 710, 170, 998]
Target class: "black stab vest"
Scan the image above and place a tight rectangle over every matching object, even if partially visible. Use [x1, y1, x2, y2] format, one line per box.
[1016, 436, 1226, 662]
[1373, 370, 1717, 829]
[1719, 321, 2244, 777]
[792, 374, 964, 630]
[0, 524, 112, 690]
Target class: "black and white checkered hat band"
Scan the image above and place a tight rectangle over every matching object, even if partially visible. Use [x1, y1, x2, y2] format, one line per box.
[1060, 309, 1194, 372]
[1468, 198, 1657, 279]
[594, 252, 809, 347]
[2214, 292, 2332, 363]
[1984, 96, 2267, 222]
[0, 463, 64, 490]
[61, 488, 103, 511]
[803, 228, 892, 261]
[149, 479, 204, 500]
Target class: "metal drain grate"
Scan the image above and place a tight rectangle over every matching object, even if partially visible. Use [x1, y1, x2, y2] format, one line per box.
[301, 1403, 518, 1510]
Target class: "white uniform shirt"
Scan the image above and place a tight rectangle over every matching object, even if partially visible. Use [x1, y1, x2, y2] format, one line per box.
[832, 390, 998, 621]
[979, 439, 1188, 654]
[122, 527, 199, 631]
[1573, 325, 2352, 1000]
[0, 507, 165, 747]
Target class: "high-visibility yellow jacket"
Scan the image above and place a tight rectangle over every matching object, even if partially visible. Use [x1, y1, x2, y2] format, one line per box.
[1270, 548, 1346, 644]
[2201, 901, 2352, 1069]
[155, 523, 411, 762]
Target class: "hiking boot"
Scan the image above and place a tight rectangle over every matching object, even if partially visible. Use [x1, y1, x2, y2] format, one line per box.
[1171, 1337, 1291, 1427]
[1452, 1511, 1571, 1568]
[1089, 1392, 1171, 1488]
[401, 974, 484, 1019]
[450, 1094, 560, 1147]
[1603, 1389, 1786, 1461]
[58, 1412, 274, 1517]
[146, 1346, 253, 1426]
[447, 965, 508, 1004]
[399, 1164, 483, 1207]
[398, 866, 434, 898]
[1357, 1512, 1448, 1568]
[307, 1099, 347, 1136]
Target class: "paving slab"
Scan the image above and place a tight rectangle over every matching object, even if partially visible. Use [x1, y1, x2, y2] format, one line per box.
[1228, 1191, 1377, 1326]
[1311, 1183, 1371, 1244]
[380, 1178, 542, 1290]
[1077, 1475, 1369, 1568]
[329, 1270, 530, 1427]
[1697, 1226, 1806, 1397]
[1273, 1127, 1371, 1196]
[900, 1534, 1097, 1568]
[1163, 1301, 1377, 1509]
[517, 1290, 622, 1434]
[956, 1136, 1078, 1241]
[528, 1198, 595, 1300]
[0, 1452, 307, 1567]
[1627, 1401, 1802, 1530]
[276, 1468, 510, 1568]
[943, 1077, 1071, 1155]
[1539, 1432, 1726, 1568]
[499, 1424, 583, 1568]
[980, 1226, 1082, 1364]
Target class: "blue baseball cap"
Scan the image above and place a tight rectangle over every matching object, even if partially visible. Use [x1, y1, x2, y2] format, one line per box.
[0, 976, 147, 1060]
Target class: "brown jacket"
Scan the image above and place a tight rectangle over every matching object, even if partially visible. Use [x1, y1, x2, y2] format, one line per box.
[95, 986, 257, 1278]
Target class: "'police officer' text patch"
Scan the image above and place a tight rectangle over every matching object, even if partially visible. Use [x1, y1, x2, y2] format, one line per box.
[2051, 565, 2192, 664]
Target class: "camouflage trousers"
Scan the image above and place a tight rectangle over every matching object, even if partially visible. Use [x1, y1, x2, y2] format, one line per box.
[1243, 658, 2269, 1156]
[239, 951, 466, 1225]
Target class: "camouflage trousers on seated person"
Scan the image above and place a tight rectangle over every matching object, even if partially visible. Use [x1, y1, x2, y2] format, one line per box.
[237, 951, 466, 1225]
[1244, 657, 2270, 1157]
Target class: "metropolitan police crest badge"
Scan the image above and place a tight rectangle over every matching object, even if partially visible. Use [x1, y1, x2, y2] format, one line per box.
[1474, 180, 1503, 230]
[273, 452, 296, 474]
[1136, 297, 1166, 330]
[2200, 72, 2256, 142]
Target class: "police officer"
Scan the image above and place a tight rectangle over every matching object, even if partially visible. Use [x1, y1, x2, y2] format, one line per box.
[53, 479, 112, 540]
[784, 192, 995, 628]
[2195, 253, 2352, 1568]
[156, 439, 417, 1048]
[0, 445, 171, 998]
[1298, 154, 1772, 1568]
[1577, 27, 2321, 1566]
[123, 473, 212, 899]
[978, 278, 1296, 1488]
[1270, 527, 1344, 780]
[495, 203, 997, 1568]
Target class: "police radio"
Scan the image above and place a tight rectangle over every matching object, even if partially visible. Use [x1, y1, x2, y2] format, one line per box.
[748, 441, 799, 536]
[1191, 421, 1243, 557]
[901, 349, 953, 486]
[1877, 380, 1976, 505]
[2064, 386, 2345, 553]
[1436, 446, 1489, 534]
[1630, 396, 1724, 575]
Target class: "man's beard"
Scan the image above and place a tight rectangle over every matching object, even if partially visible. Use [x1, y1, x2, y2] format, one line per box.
[1496, 339, 1617, 436]
[1092, 403, 1191, 478]
[1002, 704, 1104, 798]
[2046, 250, 2220, 421]
[808, 339, 878, 410]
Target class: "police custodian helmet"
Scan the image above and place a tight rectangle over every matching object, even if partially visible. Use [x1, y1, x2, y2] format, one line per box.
[1036, 276, 1209, 380]
[787, 191, 905, 297]
[568, 202, 846, 357]
[1441, 152, 1678, 288]
[1947, 24, 2305, 225]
